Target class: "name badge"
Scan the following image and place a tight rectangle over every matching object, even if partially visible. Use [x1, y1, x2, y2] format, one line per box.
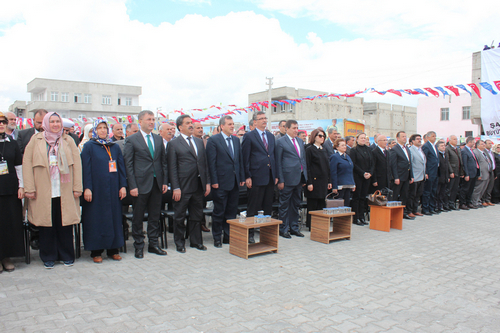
[49, 155, 58, 166]
[109, 160, 117, 172]
[0, 161, 8, 175]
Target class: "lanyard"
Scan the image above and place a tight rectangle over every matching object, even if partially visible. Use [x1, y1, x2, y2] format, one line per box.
[103, 145, 113, 161]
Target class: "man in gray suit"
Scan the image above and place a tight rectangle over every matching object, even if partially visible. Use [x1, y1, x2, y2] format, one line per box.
[408, 134, 427, 217]
[471, 140, 491, 208]
[116, 123, 139, 153]
[323, 127, 337, 157]
[276, 120, 308, 238]
[123, 110, 168, 259]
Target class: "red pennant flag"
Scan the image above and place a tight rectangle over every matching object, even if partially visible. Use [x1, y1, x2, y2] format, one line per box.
[127, 115, 133, 123]
[192, 118, 201, 123]
[494, 81, 500, 91]
[467, 83, 481, 99]
[444, 86, 460, 96]
[387, 89, 402, 97]
[424, 88, 440, 97]
[27, 119, 33, 127]
[159, 112, 166, 118]
[112, 116, 119, 123]
[403, 89, 420, 95]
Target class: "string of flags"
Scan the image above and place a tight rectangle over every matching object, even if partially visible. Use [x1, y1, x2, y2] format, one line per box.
[15, 81, 500, 128]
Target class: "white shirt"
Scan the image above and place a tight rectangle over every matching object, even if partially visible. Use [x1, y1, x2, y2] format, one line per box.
[287, 134, 300, 157]
[256, 128, 267, 145]
[378, 146, 386, 155]
[180, 133, 198, 156]
[221, 132, 234, 156]
[486, 149, 496, 170]
[140, 129, 155, 151]
[399, 143, 409, 160]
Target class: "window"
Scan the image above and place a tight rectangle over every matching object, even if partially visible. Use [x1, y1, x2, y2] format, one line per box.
[102, 95, 111, 105]
[465, 131, 473, 137]
[440, 108, 449, 121]
[51, 91, 58, 102]
[125, 97, 132, 106]
[462, 106, 471, 120]
[61, 92, 69, 102]
[74, 93, 82, 103]
[84, 94, 92, 104]
[36, 93, 44, 101]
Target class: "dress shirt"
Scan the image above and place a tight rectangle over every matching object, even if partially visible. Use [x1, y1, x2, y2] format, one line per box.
[398, 143, 409, 160]
[256, 128, 267, 145]
[163, 138, 168, 150]
[486, 149, 496, 170]
[140, 129, 155, 151]
[221, 132, 234, 156]
[180, 132, 198, 155]
[378, 146, 386, 156]
[287, 134, 300, 157]
[416, 146, 425, 161]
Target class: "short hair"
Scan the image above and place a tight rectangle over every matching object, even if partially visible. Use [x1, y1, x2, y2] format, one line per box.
[409, 134, 421, 143]
[138, 110, 154, 121]
[475, 140, 484, 148]
[285, 119, 298, 128]
[373, 133, 380, 140]
[125, 123, 138, 131]
[219, 115, 233, 126]
[333, 138, 345, 149]
[388, 139, 396, 145]
[176, 114, 191, 130]
[345, 135, 354, 142]
[423, 134, 427, 140]
[279, 120, 286, 126]
[252, 111, 266, 121]
[249, 119, 254, 127]
[396, 131, 406, 138]
[436, 140, 445, 148]
[327, 127, 336, 134]
[158, 124, 164, 131]
[426, 131, 436, 137]
[465, 136, 475, 144]
[34, 109, 48, 117]
[308, 128, 326, 145]
[485, 139, 493, 145]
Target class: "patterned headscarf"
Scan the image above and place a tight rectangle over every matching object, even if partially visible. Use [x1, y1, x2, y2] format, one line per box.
[91, 119, 111, 145]
[41, 112, 70, 183]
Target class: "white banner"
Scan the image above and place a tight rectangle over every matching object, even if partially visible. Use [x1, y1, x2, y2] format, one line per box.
[481, 48, 500, 137]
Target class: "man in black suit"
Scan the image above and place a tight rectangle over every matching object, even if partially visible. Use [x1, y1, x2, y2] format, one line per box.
[17, 109, 48, 154]
[123, 110, 169, 258]
[206, 116, 245, 247]
[167, 115, 211, 253]
[323, 127, 337, 157]
[421, 131, 439, 214]
[389, 131, 414, 219]
[371, 135, 391, 191]
[345, 135, 355, 154]
[242, 111, 278, 243]
[370, 133, 380, 149]
[445, 135, 463, 210]
[459, 137, 480, 210]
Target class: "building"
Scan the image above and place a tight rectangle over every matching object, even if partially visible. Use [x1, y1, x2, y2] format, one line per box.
[248, 86, 417, 138]
[417, 94, 478, 139]
[12, 78, 142, 121]
[471, 51, 482, 131]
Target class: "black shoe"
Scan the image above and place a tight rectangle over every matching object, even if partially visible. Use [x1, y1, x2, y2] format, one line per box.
[443, 207, 451, 212]
[135, 248, 144, 259]
[148, 246, 167, 256]
[222, 236, 230, 244]
[248, 236, 255, 244]
[353, 219, 364, 226]
[176, 246, 186, 253]
[422, 211, 433, 216]
[459, 204, 469, 210]
[279, 232, 291, 239]
[290, 231, 304, 237]
[448, 206, 458, 211]
[190, 244, 207, 251]
[468, 204, 478, 209]
[30, 239, 39, 251]
[403, 214, 415, 220]
[214, 240, 222, 248]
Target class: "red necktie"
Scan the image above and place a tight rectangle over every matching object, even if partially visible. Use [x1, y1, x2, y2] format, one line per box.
[262, 132, 268, 151]
[293, 138, 303, 171]
[471, 149, 479, 169]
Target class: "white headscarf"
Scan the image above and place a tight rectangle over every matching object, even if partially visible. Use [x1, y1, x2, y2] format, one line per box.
[78, 123, 94, 152]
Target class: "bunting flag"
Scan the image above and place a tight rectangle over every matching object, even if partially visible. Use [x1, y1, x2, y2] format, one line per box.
[494, 81, 500, 91]
[414, 88, 428, 96]
[456, 84, 471, 95]
[467, 83, 481, 99]
[444, 85, 460, 96]
[480, 82, 498, 95]
[127, 115, 133, 123]
[424, 88, 440, 98]
[434, 87, 449, 98]
[112, 116, 119, 123]
[387, 89, 402, 97]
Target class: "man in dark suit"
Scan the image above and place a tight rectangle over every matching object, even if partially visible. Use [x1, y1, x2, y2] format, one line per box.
[459, 137, 479, 210]
[206, 116, 245, 247]
[445, 135, 463, 210]
[345, 135, 355, 155]
[123, 110, 169, 258]
[370, 133, 380, 150]
[275, 120, 287, 139]
[242, 111, 278, 243]
[167, 115, 211, 253]
[421, 131, 439, 215]
[389, 131, 414, 219]
[371, 135, 391, 191]
[276, 120, 308, 238]
[17, 109, 48, 154]
[436, 141, 450, 211]
[323, 128, 337, 157]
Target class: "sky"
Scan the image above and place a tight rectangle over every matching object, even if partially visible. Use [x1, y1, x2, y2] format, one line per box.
[0, 0, 499, 124]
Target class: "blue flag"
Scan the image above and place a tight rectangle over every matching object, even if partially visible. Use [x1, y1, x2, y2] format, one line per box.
[479, 82, 498, 95]
[456, 84, 471, 95]
[414, 88, 428, 96]
[434, 87, 449, 98]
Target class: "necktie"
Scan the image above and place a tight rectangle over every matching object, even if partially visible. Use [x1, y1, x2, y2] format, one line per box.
[471, 149, 479, 169]
[146, 134, 154, 158]
[383, 149, 386, 157]
[262, 132, 268, 151]
[187, 136, 197, 156]
[226, 137, 234, 159]
[483, 152, 492, 171]
[293, 138, 303, 170]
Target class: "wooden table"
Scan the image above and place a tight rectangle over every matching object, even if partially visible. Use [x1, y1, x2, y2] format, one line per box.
[369, 205, 404, 232]
[227, 217, 282, 259]
[308, 211, 354, 244]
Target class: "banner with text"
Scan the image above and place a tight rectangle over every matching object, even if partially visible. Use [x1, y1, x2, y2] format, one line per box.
[481, 48, 500, 137]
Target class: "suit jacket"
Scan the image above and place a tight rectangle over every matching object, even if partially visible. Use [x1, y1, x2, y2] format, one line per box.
[323, 138, 335, 158]
[408, 145, 426, 182]
[116, 138, 125, 153]
[371, 146, 391, 188]
[422, 141, 439, 178]
[474, 149, 491, 181]
[206, 133, 245, 191]
[437, 152, 450, 184]
[167, 135, 210, 194]
[275, 135, 307, 186]
[390, 144, 413, 182]
[123, 131, 168, 194]
[16, 127, 36, 154]
[445, 144, 463, 176]
[461, 146, 478, 178]
[305, 145, 330, 198]
[349, 144, 374, 178]
[241, 129, 277, 186]
[329, 152, 355, 189]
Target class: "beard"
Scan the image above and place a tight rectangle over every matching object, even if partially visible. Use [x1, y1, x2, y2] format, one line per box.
[7, 124, 16, 130]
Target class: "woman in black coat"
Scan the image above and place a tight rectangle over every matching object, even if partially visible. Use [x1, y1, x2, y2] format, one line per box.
[305, 129, 332, 230]
[348, 133, 374, 225]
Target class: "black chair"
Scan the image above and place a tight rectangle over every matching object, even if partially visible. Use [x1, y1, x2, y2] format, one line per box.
[23, 220, 31, 264]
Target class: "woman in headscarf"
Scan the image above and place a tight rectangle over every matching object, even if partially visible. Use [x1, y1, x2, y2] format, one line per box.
[81, 119, 127, 263]
[23, 112, 82, 269]
[0, 112, 25, 273]
[78, 123, 93, 152]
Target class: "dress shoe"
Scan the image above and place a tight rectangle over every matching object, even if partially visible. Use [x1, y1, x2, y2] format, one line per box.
[176, 246, 186, 253]
[2, 258, 15, 272]
[93, 256, 103, 264]
[190, 244, 207, 251]
[148, 246, 167, 255]
[432, 210, 441, 214]
[403, 214, 415, 220]
[459, 205, 469, 210]
[201, 225, 211, 232]
[222, 236, 230, 244]
[449, 206, 459, 210]
[422, 211, 433, 216]
[482, 202, 489, 207]
[248, 236, 255, 244]
[214, 240, 222, 248]
[488, 202, 495, 206]
[408, 213, 416, 218]
[468, 204, 478, 209]
[290, 230, 304, 237]
[353, 219, 364, 226]
[110, 254, 122, 261]
[135, 248, 144, 259]
[414, 212, 424, 216]
[442, 207, 451, 212]
[279, 232, 291, 238]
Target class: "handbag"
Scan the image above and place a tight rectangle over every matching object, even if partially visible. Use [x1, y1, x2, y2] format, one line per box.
[325, 192, 344, 208]
[367, 190, 388, 206]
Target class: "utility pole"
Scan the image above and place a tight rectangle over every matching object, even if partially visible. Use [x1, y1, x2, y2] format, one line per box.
[266, 77, 273, 119]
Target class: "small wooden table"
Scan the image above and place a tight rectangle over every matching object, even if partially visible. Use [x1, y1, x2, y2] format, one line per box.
[369, 205, 404, 232]
[227, 217, 282, 259]
[308, 211, 354, 244]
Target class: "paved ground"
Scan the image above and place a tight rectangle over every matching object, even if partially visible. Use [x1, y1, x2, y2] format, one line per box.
[1, 205, 500, 333]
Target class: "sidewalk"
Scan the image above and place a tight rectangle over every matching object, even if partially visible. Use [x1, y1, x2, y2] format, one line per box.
[1, 206, 500, 332]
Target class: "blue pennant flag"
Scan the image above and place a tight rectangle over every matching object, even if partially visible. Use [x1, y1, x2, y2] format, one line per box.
[414, 88, 428, 96]
[456, 84, 471, 95]
[434, 87, 449, 98]
[479, 82, 498, 95]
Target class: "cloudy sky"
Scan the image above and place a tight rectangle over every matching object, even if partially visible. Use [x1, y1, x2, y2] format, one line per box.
[0, 0, 498, 123]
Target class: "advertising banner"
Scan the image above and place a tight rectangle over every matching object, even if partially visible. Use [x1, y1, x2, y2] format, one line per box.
[481, 48, 500, 137]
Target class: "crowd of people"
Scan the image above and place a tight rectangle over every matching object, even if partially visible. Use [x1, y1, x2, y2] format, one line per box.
[1, 109, 499, 272]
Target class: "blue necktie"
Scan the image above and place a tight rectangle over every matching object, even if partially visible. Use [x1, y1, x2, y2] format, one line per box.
[227, 137, 234, 159]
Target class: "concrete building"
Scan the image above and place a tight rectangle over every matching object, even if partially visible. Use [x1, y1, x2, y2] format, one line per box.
[248, 86, 417, 138]
[8, 100, 27, 118]
[14, 78, 142, 120]
[471, 51, 482, 131]
[417, 94, 477, 140]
